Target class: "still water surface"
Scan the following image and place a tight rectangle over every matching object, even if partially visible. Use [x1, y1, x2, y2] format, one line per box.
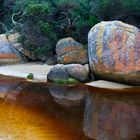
[0, 75, 139, 140]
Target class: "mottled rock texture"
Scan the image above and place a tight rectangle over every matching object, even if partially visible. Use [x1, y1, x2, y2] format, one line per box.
[88, 21, 140, 85]
[56, 37, 88, 64]
[0, 33, 26, 65]
[47, 64, 70, 82]
[47, 64, 90, 83]
[65, 64, 90, 82]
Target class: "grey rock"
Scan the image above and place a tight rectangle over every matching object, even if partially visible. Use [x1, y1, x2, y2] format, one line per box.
[47, 64, 70, 81]
[65, 64, 90, 82]
[0, 33, 26, 65]
[45, 56, 57, 65]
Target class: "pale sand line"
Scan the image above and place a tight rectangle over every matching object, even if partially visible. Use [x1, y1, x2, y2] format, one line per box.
[0, 63, 135, 89]
[86, 80, 133, 89]
[0, 63, 53, 81]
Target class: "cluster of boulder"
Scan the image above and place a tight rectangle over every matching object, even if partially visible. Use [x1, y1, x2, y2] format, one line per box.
[0, 21, 139, 85]
[48, 21, 140, 85]
[48, 37, 90, 84]
[47, 64, 90, 83]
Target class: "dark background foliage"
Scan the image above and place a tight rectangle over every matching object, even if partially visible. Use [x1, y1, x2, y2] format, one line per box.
[0, 0, 140, 60]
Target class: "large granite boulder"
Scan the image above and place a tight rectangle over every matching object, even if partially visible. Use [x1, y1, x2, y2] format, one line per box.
[0, 33, 26, 65]
[56, 37, 88, 64]
[88, 21, 140, 85]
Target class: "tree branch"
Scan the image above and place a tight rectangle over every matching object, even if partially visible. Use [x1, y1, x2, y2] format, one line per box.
[60, 11, 71, 26]
[11, 11, 23, 27]
[0, 22, 9, 33]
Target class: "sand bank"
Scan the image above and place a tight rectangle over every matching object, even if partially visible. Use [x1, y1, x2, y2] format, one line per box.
[0, 63, 53, 82]
[86, 80, 133, 89]
[0, 63, 136, 89]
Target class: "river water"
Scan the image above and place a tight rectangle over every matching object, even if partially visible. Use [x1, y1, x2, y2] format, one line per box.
[0, 75, 139, 140]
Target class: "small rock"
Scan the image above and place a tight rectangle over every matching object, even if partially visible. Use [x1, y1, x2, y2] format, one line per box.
[47, 64, 70, 82]
[65, 64, 90, 82]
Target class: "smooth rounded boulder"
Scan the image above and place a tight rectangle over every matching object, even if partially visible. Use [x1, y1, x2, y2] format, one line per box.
[88, 21, 140, 85]
[47, 64, 70, 82]
[65, 64, 90, 82]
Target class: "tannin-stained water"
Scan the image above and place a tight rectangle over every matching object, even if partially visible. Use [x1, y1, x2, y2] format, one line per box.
[0, 75, 139, 140]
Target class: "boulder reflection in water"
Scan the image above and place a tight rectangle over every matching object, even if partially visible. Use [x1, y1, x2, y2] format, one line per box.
[47, 84, 87, 107]
[83, 91, 140, 140]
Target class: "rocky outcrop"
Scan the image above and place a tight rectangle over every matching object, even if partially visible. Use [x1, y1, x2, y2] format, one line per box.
[47, 64, 90, 83]
[56, 37, 88, 64]
[0, 33, 26, 65]
[88, 21, 140, 85]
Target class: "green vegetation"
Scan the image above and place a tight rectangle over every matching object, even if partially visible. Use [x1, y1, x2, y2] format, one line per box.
[53, 78, 80, 85]
[27, 73, 34, 80]
[67, 78, 80, 84]
[0, 0, 140, 60]
[90, 0, 140, 21]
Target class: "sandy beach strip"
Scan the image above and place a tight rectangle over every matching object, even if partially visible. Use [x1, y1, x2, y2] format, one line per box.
[86, 80, 133, 89]
[0, 63, 137, 89]
[0, 63, 53, 82]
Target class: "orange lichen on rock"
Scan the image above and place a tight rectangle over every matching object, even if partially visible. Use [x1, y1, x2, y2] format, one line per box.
[88, 21, 140, 85]
[63, 55, 75, 63]
[0, 53, 18, 59]
[56, 37, 88, 64]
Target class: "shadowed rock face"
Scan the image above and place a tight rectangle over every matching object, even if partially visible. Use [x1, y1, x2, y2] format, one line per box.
[88, 21, 140, 85]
